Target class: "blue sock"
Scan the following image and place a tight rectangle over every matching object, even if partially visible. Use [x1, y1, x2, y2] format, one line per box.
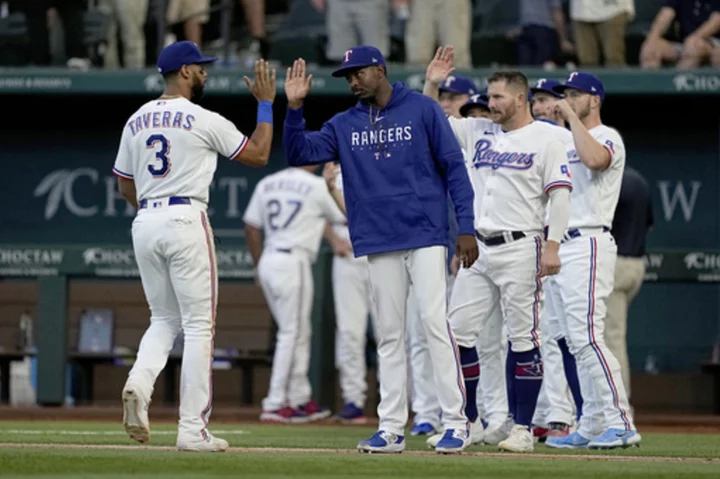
[557, 337, 583, 419]
[509, 347, 543, 427]
[505, 343, 517, 422]
[459, 346, 479, 422]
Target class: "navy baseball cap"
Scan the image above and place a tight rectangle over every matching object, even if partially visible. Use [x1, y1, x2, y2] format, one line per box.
[459, 91, 489, 117]
[553, 72, 605, 100]
[332, 45, 387, 77]
[157, 41, 217, 74]
[439, 74, 478, 96]
[530, 78, 563, 98]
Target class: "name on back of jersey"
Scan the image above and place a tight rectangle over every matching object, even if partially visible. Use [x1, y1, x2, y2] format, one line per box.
[472, 139, 535, 170]
[127, 109, 196, 136]
[263, 177, 313, 196]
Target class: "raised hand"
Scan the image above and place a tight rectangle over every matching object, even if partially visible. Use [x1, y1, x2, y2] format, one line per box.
[425, 46, 455, 87]
[285, 58, 313, 109]
[243, 59, 276, 103]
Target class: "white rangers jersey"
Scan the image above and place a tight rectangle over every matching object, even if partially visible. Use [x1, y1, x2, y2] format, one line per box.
[565, 124, 626, 229]
[243, 168, 347, 262]
[448, 117, 573, 236]
[112, 97, 248, 204]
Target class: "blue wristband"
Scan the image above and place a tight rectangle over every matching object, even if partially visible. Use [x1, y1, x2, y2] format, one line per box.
[257, 101, 273, 125]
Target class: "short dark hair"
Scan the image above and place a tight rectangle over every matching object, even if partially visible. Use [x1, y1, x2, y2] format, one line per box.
[487, 71, 529, 93]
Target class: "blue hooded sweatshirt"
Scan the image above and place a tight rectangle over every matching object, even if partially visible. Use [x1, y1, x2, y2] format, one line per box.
[283, 82, 475, 257]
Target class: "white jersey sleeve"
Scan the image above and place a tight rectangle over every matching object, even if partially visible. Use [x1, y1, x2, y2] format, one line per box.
[201, 112, 249, 161]
[596, 127, 626, 171]
[447, 116, 474, 152]
[242, 180, 265, 228]
[542, 139, 574, 195]
[112, 126, 134, 180]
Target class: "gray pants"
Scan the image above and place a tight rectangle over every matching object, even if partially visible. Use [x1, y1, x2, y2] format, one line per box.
[405, 0, 472, 68]
[99, 0, 148, 69]
[326, 0, 390, 61]
[605, 255, 645, 398]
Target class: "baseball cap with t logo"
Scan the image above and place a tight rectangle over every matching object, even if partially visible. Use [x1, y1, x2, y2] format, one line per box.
[552, 71, 605, 100]
[332, 45, 387, 77]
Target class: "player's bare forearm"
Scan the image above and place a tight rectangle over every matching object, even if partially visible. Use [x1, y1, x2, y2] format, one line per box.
[117, 177, 139, 209]
[693, 12, 720, 40]
[647, 7, 675, 39]
[328, 187, 346, 216]
[423, 80, 441, 102]
[566, 115, 611, 171]
[237, 123, 273, 167]
[244, 224, 263, 266]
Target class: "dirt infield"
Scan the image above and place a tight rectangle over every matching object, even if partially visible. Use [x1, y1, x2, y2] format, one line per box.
[1, 442, 718, 464]
[1, 406, 720, 434]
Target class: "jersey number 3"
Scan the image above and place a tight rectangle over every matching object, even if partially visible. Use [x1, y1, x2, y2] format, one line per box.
[146, 134, 171, 178]
[267, 199, 303, 231]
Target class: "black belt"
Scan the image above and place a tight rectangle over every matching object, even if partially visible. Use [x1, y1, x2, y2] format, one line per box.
[475, 230, 525, 247]
[139, 196, 191, 209]
[275, 248, 292, 254]
[561, 226, 610, 242]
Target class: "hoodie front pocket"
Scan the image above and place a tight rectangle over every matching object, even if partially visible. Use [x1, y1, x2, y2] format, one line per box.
[352, 193, 431, 244]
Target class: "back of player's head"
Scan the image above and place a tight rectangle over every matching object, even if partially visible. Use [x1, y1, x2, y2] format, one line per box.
[487, 71, 529, 95]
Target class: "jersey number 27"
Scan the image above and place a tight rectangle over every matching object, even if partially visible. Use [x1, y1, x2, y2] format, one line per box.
[146, 134, 171, 178]
[267, 199, 303, 231]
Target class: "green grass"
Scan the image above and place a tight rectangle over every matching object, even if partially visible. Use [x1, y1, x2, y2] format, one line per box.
[0, 421, 717, 478]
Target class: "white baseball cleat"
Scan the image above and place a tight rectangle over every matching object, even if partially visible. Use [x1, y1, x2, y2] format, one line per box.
[484, 418, 514, 445]
[122, 385, 150, 444]
[498, 425, 534, 453]
[177, 432, 229, 452]
[469, 419, 485, 445]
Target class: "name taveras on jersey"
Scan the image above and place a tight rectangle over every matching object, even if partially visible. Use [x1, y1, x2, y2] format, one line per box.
[127, 110, 196, 136]
[472, 139, 535, 170]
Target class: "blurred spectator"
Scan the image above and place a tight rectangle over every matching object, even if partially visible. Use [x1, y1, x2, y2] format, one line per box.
[312, 0, 390, 62]
[400, 0, 472, 68]
[516, 0, 574, 67]
[98, 0, 147, 69]
[607, 166, 653, 399]
[569, 0, 635, 66]
[238, 0, 269, 60]
[8, 0, 91, 68]
[640, 0, 720, 69]
[167, 0, 209, 45]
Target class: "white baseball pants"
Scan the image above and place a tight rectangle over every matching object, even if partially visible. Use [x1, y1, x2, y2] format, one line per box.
[532, 280, 576, 427]
[367, 246, 467, 435]
[258, 249, 314, 411]
[554, 232, 635, 436]
[475, 309, 509, 428]
[127, 200, 217, 440]
[332, 254, 375, 408]
[406, 284, 441, 428]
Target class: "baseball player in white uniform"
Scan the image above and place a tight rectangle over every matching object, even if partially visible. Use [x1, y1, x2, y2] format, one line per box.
[243, 165, 347, 423]
[529, 79, 584, 442]
[321, 163, 376, 424]
[423, 47, 573, 453]
[545, 72, 641, 450]
[115, 41, 276, 452]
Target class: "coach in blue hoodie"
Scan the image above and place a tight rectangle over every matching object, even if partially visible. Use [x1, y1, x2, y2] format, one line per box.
[283, 46, 477, 454]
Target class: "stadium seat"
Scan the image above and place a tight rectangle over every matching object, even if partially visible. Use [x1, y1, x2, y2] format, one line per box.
[269, 0, 326, 66]
[472, 0, 519, 66]
[0, 12, 28, 66]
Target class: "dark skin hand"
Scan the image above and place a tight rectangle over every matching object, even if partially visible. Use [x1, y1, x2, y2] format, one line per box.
[456, 234, 479, 268]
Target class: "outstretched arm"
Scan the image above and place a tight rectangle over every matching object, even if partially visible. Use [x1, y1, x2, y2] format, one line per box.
[283, 58, 339, 165]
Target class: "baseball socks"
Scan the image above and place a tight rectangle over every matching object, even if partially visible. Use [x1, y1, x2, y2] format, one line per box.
[508, 348, 543, 427]
[557, 337, 584, 419]
[458, 346, 480, 422]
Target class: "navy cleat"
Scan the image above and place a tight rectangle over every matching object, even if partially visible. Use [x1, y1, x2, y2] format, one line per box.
[357, 430, 405, 454]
